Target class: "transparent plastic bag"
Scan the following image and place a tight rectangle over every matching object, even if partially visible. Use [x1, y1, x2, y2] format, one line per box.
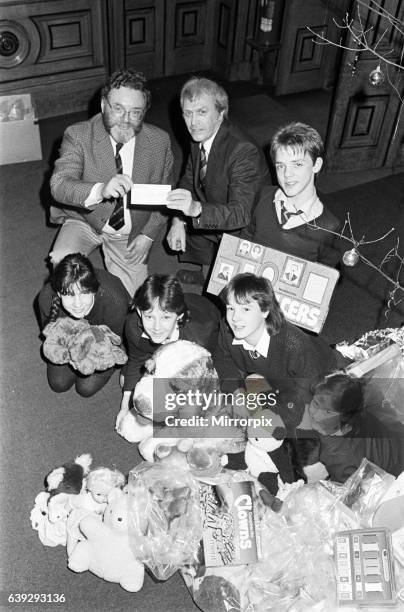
[246, 499, 339, 611]
[127, 462, 202, 580]
[337, 458, 396, 527]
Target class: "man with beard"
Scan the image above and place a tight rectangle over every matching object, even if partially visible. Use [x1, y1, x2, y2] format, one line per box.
[49, 69, 174, 296]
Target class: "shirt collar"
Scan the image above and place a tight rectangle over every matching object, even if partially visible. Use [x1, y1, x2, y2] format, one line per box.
[274, 188, 323, 227]
[232, 329, 270, 358]
[200, 122, 222, 158]
[109, 135, 136, 153]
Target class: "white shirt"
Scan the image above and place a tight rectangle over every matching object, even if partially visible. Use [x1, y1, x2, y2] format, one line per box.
[200, 122, 222, 160]
[232, 329, 270, 358]
[274, 188, 323, 229]
[85, 136, 136, 235]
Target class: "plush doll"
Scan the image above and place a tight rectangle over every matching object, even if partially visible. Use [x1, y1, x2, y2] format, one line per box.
[42, 317, 127, 375]
[67, 488, 145, 592]
[85, 467, 126, 511]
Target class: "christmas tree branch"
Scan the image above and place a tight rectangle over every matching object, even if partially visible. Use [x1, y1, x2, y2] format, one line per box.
[306, 216, 404, 314]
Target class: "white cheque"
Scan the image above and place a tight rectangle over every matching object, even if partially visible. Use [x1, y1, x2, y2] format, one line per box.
[130, 184, 171, 206]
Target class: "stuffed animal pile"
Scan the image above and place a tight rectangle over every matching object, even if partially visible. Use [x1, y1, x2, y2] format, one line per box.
[30, 454, 144, 592]
[42, 317, 127, 375]
[31, 338, 404, 608]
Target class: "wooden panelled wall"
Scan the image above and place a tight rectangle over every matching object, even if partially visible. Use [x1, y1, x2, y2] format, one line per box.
[0, 0, 260, 119]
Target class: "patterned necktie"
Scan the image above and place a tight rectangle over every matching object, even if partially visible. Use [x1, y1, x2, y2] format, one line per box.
[109, 142, 125, 230]
[199, 144, 207, 185]
[279, 201, 303, 226]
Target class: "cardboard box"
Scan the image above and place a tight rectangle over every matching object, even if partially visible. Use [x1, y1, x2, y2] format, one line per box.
[0, 94, 42, 165]
[200, 480, 261, 567]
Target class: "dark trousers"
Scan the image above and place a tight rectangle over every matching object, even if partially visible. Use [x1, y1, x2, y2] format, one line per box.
[47, 362, 115, 397]
[179, 233, 218, 266]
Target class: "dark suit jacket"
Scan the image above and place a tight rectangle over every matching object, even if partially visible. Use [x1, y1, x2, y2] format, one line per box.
[179, 119, 269, 241]
[50, 114, 174, 241]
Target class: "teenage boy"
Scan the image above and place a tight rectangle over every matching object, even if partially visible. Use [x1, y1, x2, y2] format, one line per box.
[242, 122, 341, 267]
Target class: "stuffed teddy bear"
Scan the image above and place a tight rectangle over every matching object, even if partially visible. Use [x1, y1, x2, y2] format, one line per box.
[43, 317, 127, 375]
[42, 317, 88, 364]
[69, 324, 127, 375]
[67, 487, 144, 592]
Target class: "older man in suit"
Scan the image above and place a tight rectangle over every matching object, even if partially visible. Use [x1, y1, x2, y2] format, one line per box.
[49, 68, 173, 296]
[166, 77, 269, 285]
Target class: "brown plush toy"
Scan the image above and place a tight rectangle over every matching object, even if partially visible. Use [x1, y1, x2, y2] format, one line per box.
[42, 318, 89, 364]
[43, 317, 127, 375]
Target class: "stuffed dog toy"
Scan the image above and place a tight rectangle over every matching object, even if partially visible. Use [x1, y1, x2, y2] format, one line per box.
[116, 340, 246, 467]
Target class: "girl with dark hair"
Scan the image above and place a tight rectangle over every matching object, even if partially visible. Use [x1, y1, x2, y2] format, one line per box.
[307, 373, 403, 482]
[38, 253, 130, 397]
[213, 273, 338, 429]
[118, 274, 220, 421]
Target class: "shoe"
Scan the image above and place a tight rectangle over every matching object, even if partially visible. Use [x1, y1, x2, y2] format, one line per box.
[176, 269, 205, 285]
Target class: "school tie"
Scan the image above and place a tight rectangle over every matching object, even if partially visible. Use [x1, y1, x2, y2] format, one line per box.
[279, 201, 303, 226]
[199, 144, 207, 185]
[108, 142, 125, 230]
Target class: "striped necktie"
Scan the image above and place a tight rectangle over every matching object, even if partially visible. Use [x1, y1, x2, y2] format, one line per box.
[199, 144, 207, 185]
[109, 142, 125, 230]
[279, 202, 303, 226]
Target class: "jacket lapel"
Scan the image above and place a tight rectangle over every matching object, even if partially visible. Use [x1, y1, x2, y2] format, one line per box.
[93, 115, 116, 177]
[132, 126, 153, 183]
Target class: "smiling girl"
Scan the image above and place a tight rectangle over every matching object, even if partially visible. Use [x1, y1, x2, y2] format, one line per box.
[213, 273, 339, 430]
[38, 253, 130, 397]
[119, 274, 220, 419]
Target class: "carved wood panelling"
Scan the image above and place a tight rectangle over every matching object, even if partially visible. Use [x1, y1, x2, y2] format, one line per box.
[0, 0, 107, 118]
[292, 25, 325, 73]
[164, 0, 213, 75]
[33, 11, 92, 63]
[340, 95, 389, 149]
[218, 2, 231, 48]
[124, 0, 164, 77]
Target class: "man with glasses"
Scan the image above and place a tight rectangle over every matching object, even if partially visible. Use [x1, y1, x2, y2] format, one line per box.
[166, 76, 269, 286]
[49, 68, 173, 296]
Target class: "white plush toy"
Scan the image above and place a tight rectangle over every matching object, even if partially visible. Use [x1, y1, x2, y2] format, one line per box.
[67, 487, 144, 592]
[116, 340, 246, 476]
[116, 340, 219, 443]
[30, 491, 67, 547]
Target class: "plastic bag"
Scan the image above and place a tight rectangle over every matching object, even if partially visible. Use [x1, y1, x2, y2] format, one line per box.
[127, 462, 202, 580]
[246, 493, 341, 611]
[337, 458, 396, 526]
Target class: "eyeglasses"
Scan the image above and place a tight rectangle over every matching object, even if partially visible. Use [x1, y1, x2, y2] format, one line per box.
[105, 98, 145, 120]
